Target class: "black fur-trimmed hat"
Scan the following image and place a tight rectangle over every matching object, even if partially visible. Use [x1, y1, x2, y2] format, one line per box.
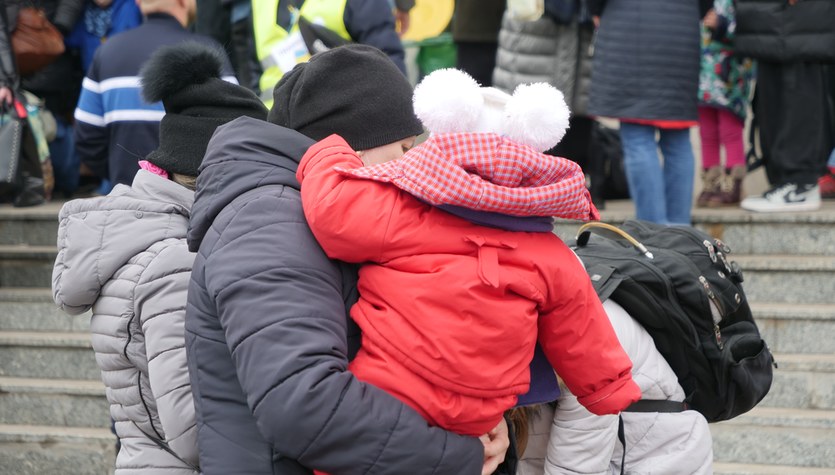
[140, 41, 268, 177]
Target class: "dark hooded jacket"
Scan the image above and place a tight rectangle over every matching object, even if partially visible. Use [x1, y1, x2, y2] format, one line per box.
[185, 116, 483, 475]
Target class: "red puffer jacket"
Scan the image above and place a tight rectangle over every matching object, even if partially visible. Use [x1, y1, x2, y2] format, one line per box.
[298, 134, 640, 435]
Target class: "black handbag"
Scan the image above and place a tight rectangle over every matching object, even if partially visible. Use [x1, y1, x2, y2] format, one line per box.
[0, 100, 26, 197]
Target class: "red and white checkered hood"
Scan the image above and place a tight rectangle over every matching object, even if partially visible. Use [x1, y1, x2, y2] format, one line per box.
[338, 132, 600, 221]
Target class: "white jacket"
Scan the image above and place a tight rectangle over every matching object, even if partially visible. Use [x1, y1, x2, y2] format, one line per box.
[519, 300, 713, 475]
[52, 171, 199, 474]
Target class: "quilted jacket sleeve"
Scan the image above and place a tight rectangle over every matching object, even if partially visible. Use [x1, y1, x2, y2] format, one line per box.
[202, 188, 484, 474]
[297, 134, 411, 264]
[537, 242, 640, 415]
[136, 240, 199, 469]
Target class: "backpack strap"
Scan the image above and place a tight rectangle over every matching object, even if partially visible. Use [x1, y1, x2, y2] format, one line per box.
[575, 221, 654, 259]
[617, 400, 689, 474]
[624, 399, 689, 413]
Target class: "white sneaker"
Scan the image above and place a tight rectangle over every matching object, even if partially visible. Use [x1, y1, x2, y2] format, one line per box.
[740, 183, 821, 212]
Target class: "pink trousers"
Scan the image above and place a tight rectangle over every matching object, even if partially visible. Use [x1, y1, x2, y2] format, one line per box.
[698, 106, 745, 169]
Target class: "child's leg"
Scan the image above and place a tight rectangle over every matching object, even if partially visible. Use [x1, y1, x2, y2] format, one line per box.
[697, 106, 721, 169]
[717, 108, 746, 169]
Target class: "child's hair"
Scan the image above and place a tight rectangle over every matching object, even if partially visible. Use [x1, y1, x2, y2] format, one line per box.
[507, 406, 534, 457]
[172, 173, 197, 191]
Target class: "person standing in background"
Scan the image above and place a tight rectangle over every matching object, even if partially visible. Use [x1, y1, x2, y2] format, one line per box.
[195, 0, 261, 93]
[695, 0, 754, 208]
[251, 0, 406, 107]
[73, 0, 236, 191]
[736, 0, 835, 213]
[18, 0, 85, 199]
[588, 0, 711, 225]
[493, 0, 600, 206]
[452, 0, 505, 86]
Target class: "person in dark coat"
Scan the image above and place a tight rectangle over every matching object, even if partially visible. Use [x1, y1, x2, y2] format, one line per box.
[735, 0, 835, 213]
[0, 2, 49, 207]
[184, 44, 509, 475]
[453, 0, 506, 86]
[587, 0, 709, 225]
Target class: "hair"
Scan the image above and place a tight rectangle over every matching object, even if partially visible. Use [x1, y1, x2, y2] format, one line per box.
[172, 173, 197, 191]
[507, 406, 534, 457]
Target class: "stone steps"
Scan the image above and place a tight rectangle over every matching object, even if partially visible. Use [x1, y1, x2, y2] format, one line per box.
[763, 354, 835, 411]
[0, 377, 109, 428]
[714, 462, 835, 475]
[710, 407, 835, 468]
[0, 203, 61, 247]
[0, 331, 98, 380]
[0, 245, 56, 288]
[0, 424, 115, 475]
[754, 303, 835, 355]
[732, 255, 835, 305]
[0, 288, 90, 332]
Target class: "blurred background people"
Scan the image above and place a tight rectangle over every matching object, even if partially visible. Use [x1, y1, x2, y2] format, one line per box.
[587, 0, 710, 225]
[452, 0, 505, 87]
[73, 0, 235, 193]
[251, 0, 406, 107]
[736, 0, 835, 213]
[695, 0, 754, 208]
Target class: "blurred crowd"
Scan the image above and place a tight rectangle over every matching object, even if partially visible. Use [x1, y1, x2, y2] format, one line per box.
[1, 0, 833, 216]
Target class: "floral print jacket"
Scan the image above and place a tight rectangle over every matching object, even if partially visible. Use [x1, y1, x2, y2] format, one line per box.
[698, 0, 755, 121]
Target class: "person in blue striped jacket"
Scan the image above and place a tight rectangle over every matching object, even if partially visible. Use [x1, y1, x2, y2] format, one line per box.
[73, 0, 236, 191]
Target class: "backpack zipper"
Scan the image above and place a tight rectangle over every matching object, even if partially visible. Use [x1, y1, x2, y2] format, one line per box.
[699, 275, 724, 349]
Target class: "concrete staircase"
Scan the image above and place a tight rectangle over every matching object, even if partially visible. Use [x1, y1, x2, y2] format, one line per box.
[0, 203, 114, 474]
[555, 201, 835, 475]
[1, 199, 834, 474]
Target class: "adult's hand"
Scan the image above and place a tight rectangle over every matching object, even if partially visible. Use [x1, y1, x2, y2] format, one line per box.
[480, 418, 509, 475]
[593, 15, 601, 28]
[0, 87, 13, 106]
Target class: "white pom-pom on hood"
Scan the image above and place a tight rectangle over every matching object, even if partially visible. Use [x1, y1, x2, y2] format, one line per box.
[504, 83, 571, 152]
[413, 68, 483, 134]
[412, 68, 572, 152]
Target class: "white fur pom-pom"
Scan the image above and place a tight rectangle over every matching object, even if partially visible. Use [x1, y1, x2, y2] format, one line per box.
[503, 83, 571, 152]
[413, 68, 484, 134]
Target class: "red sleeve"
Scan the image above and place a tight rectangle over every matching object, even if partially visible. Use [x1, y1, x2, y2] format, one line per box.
[537, 245, 641, 415]
[297, 134, 400, 264]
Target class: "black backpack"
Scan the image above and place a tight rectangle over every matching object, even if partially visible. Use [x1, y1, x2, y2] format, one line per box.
[570, 220, 774, 422]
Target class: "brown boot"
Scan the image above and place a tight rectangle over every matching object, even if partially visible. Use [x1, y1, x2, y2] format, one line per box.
[708, 165, 746, 207]
[697, 166, 723, 208]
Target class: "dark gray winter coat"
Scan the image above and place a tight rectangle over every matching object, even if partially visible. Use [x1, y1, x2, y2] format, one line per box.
[185, 116, 484, 475]
[493, 13, 594, 116]
[734, 0, 835, 62]
[588, 0, 702, 122]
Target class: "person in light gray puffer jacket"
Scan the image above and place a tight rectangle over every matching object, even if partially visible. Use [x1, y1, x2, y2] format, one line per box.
[51, 42, 268, 474]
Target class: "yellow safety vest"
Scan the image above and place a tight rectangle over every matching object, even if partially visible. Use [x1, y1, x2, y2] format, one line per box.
[252, 0, 351, 106]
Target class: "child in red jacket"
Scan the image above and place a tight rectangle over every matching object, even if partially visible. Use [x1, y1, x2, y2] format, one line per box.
[296, 68, 641, 440]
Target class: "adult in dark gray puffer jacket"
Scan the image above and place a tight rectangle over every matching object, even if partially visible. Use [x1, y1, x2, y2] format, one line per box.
[185, 45, 508, 475]
[185, 116, 486, 474]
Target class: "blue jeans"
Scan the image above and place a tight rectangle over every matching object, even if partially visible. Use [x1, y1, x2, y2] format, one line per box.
[49, 117, 80, 196]
[619, 123, 694, 226]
